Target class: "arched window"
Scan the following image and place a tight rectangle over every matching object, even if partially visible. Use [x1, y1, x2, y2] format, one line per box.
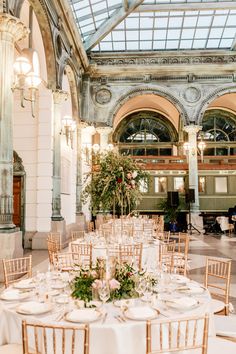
[113, 111, 178, 156]
[200, 110, 236, 156]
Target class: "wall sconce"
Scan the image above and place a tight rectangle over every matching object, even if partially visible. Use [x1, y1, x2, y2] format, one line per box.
[61, 115, 76, 149]
[12, 50, 42, 118]
[198, 140, 206, 162]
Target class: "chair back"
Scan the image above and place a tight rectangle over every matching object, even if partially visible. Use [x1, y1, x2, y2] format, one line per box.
[205, 257, 231, 314]
[47, 239, 59, 265]
[2, 256, 32, 288]
[87, 221, 95, 232]
[22, 320, 89, 354]
[119, 243, 143, 271]
[146, 315, 209, 354]
[174, 232, 189, 256]
[70, 243, 92, 267]
[48, 232, 62, 250]
[54, 253, 80, 271]
[71, 230, 85, 241]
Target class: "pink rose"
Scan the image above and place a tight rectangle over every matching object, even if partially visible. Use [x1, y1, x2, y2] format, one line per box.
[109, 278, 120, 290]
[92, 279, 102, 289]
[127, 173, 132, 179]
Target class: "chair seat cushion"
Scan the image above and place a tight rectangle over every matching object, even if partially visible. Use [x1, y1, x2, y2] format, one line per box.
[211, 299, 225, 314]
[214, 314, 236, 338]
[208, 337, 236, 354]
[0, 344, 22, 354]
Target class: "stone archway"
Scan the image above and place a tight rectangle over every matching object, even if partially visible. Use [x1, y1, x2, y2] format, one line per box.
[108, 86, 190, 127]
[195, 85, 236, 124]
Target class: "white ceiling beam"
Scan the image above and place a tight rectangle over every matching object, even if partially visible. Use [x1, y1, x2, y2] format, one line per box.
[84, 0, 144, 51]
[135, 2, 236, 12]
[231, 36, 236, 51]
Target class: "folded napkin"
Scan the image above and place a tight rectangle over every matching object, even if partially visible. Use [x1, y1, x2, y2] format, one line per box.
[126, 306, 156, 320]
[15, 279, 34, 289]
[177, 284, 204, 295]
[66, 309, 99, 322]
[1, 289, 20, 300]
[166, 297, 197, 309]
[17, 301, 51, 315]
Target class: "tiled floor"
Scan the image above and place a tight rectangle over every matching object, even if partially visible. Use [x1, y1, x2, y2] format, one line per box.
[23, 232, 236, 310]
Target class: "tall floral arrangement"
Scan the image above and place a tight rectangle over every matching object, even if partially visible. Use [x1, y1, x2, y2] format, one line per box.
[82, 151, 149, 215]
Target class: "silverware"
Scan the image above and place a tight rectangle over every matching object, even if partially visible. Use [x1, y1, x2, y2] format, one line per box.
[102, 313, 107, 324]
[114, 315, 123, 323]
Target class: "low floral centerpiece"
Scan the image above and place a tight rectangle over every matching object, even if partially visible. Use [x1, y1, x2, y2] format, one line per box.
[70, 259, 156, 304]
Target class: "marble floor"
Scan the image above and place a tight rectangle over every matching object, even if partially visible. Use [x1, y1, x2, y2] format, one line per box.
[23, 232, 236, 310]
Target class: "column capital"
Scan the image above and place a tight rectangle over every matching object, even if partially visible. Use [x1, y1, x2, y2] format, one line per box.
[52, 90, 68, 104]
[0, 13, 29, 42]
[183, 125, 202, 135]
[96, 126, 113, 135]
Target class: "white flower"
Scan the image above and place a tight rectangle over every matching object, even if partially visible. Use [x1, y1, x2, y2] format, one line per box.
[132, 171, 138, 179]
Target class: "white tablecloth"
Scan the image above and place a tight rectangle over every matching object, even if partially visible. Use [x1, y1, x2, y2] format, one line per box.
[0, 277, 215, 354]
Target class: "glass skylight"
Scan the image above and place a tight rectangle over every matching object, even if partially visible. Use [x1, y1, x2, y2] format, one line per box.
[69, 0, 236, 52]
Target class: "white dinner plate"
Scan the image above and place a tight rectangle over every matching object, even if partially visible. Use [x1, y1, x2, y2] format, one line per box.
[124, 306, 159, 321]
[164, 297, 200, 311]
[16, 301, 53, 315]
[65, 309, 102, 323]
[0, 289, 32, 301]
[177, 285, 205, 295]
[51, 282, 66, 290]
[14, 279, 35, 290]
[171, 275, 190, 284]
[113, 299, 136, 308]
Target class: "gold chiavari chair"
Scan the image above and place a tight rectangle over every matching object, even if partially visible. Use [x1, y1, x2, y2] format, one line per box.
[47, 232, 62, 250]
[87, 221, 95, 232]
[172, 232, 189, 257]
[22, 321, 89, 354]
[146, 315, 209, 354]
[47, 239, 59, 265]
[119, 243, 143, 271]
[159, 240, 176, 261]
[205, 257, 232, 315]
[70, 243, 92, 267]
[71, 230, 85, 241]
[53, 252, 81, 271]
[2, 256, 32, 288]
[157, 231, 170, 243]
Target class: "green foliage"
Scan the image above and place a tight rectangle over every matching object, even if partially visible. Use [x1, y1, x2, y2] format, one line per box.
[158, 197, 186, 223]
[82, 151, 149, 215]
[71, 267, 97, 303]
[109, 263, 139, 300]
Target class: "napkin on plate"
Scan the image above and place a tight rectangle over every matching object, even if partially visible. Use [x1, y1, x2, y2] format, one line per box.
[17, 301, 51, 315]
[126, 306, 156, 320]
[1, 289, 21, 300]
[166, 297, 198, 309]
[66, 309, 99, 322]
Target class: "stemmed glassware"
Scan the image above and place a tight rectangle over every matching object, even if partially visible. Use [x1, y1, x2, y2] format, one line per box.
[98, 280, 110, 307]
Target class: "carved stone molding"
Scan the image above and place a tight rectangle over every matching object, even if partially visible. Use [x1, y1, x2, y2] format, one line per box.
[89, 54, 236, 67]
[52, 90, 68, 104]
[195, 85, 236, 123]
[0, 13, 29, 42]
[108, 86, 190, 126]
[13, 151, 25, 174]
[95, 88, 112, 105]
[183, 86, 201, 103]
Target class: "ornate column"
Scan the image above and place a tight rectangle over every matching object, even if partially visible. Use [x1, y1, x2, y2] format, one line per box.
[183, 125, 201, 213]
[96, 126, 113, 150]
[51, 90, 68, 221]
[81, 74, 90, 121]
[75, 122, 86, 229]
[0, 14, 28, 230]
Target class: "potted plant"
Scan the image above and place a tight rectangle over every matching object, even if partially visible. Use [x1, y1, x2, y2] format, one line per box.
[158, 197, 186, 232]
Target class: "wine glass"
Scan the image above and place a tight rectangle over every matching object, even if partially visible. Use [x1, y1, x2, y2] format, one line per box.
[135, 278, 147, 298]
[98, 281, 110, 306]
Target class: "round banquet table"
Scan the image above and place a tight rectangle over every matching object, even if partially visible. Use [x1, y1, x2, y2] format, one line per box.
[0, 274, 215, 354]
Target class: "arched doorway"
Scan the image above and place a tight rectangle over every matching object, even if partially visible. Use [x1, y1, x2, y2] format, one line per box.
[13, 151, 25, 239]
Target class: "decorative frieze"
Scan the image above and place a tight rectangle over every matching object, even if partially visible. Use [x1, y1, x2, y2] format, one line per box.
[89, 54, 236, 67]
